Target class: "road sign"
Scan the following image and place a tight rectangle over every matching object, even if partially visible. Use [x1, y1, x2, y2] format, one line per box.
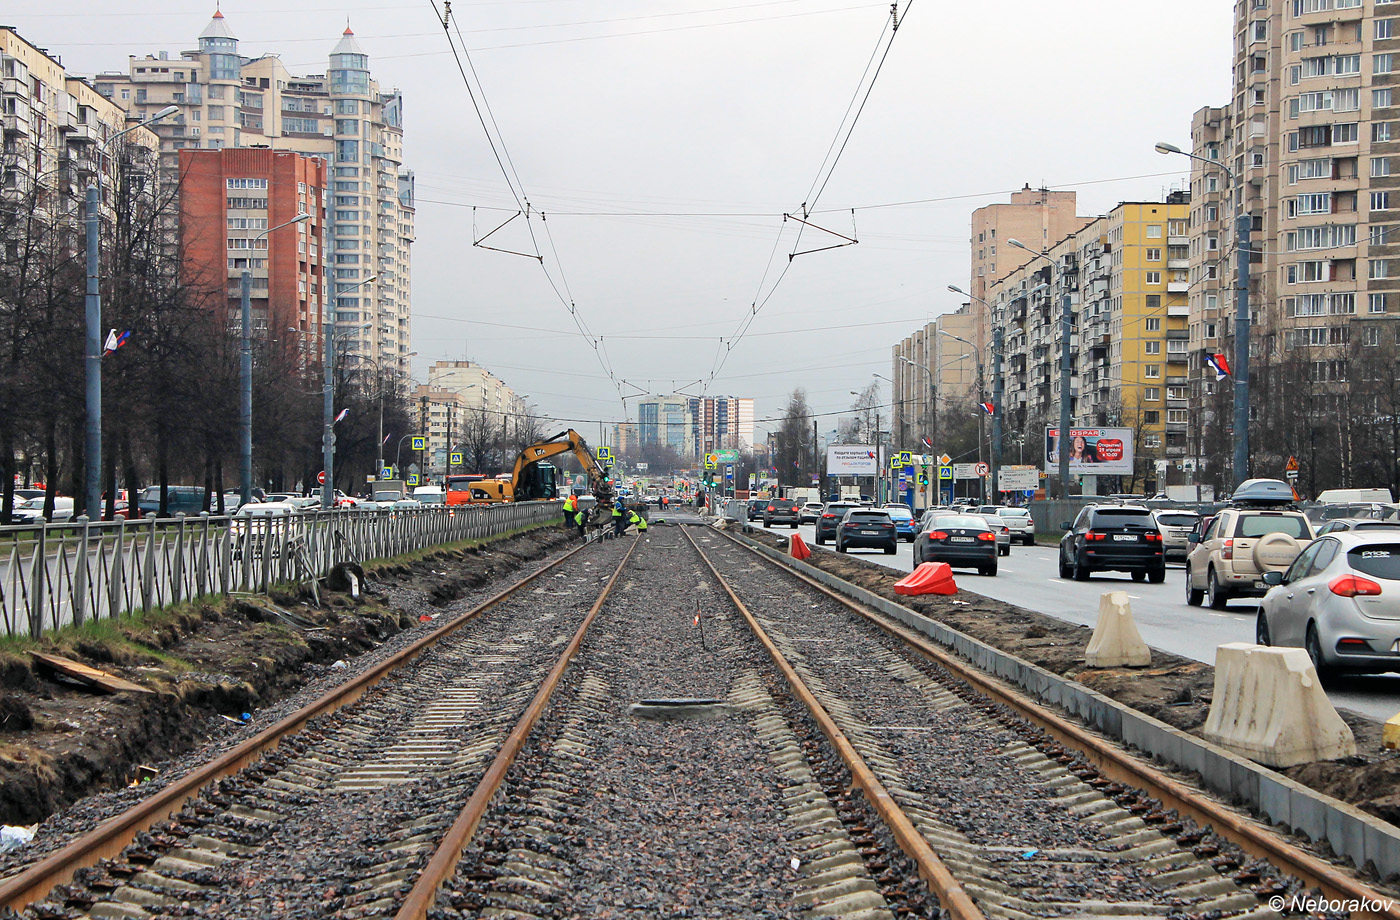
[998, 466, 1038, 491]
[725, 464, 734, 480]
[1286, 456, 1299, 472]
[450, 452, 463, 466]
[953, 463, 979, 479]
[317, 470, 327, 485]
[408, 473, 420, 486]
[890, 454, 903, 470]
[411, 436, 426, 451]
[380, 466, 393, 479]
[898, 451, 912, 467]
[717, 449, 739, 463]
[938, 453, 952, 466]
[974, 462, 989, 476]
[939, 466, 953, 480]
[1286, 470, 1299, 480]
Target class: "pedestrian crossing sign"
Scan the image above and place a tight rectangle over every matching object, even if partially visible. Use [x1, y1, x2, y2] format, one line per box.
[380, 467, 392, 479]
[412, 436, 426, 451]
[408, 473, 419, 486]
[450, 452, 463, 466]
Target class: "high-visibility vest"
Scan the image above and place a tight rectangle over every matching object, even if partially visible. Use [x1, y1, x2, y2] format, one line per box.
[564, 495, 577, 513]
[637, 515, 648, 531]
[612, 506, 622, 518]
[574, 510, 586, 525]
[628, 511, 641, 525]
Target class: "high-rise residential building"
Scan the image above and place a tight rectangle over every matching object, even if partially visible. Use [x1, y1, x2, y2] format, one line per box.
[177, 148, 327, 351]
[986, 197, 1192, 492]
[890, 309, 980, 451]
[612, 422, 639, 457]
[92, 10, 414, 374]
[0, 27, 160, 238]
[690, 396, 754, 455]
[638, 395, 693, 455]
[414, 361, 527, 476]
[969, 188, 1091, 353]
[1183, 1, 1400, 485]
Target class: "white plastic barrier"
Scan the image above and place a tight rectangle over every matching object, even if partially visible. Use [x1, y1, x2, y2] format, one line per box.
[1084, 591, 1151, 668]
[1202, 643, 1356, 768]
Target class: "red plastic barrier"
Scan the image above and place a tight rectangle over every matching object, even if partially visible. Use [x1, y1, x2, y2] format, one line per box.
[790, 533, 812, 561]
[894, 562, 957, 596]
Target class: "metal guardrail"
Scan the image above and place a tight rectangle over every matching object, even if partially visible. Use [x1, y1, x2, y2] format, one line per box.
[0, 501, 562, 639]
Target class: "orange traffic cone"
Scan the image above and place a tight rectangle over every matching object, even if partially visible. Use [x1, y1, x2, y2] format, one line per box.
[790, 533, 812, 561]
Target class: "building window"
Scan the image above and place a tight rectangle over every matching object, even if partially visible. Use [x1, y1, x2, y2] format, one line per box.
[1145, 271, 1162, 285]
[1372, 191, 1392, 211]
[1378, 53, 1396, 74]
[1145, 225, 1162, 239]
[1370, 258, 1392, 279]
[1371, 292, 1388, 313]
[1144, 365, 1161, 379]
[1145, 341, 1162, 355]
[1379, 19, 1395, 40]
[1145, 317, 1161, 332]
[1167, 409, 1189, 424]
[1377, 89, 1395, 109]
[1144, 387, 1160, 401]
[1145, 248, 1162, 261]
[1144, 411, 1161, 425]
[1376, 123, 1394, 143]
[1365, 326, 1382, 346]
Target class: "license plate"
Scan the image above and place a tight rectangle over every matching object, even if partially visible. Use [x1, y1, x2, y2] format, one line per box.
[861, 529, 879, 535]
[950, 536, 974, 543]
[1113, 534, 1137, 542]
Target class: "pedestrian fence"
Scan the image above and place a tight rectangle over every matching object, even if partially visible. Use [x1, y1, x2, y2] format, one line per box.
[1028, 498, 1223, 536]
[0, 501, 562, 639]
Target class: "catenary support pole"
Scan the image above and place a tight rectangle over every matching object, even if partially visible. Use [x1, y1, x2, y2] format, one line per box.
[84, 185, 102, 521]
[240, 271, 253, 507]
[1059, 287, 1072, 500]
[1234, 213, 1251, 489]
[992, 325, 1003, 496]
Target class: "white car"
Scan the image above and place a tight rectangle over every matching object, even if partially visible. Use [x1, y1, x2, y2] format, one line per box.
[800, 502, 824, 524]
[995, 507, 1035, 546]
[10, 496, 75, 525]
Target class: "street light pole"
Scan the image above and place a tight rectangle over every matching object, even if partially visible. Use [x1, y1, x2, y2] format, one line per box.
[1156, 141, 1249, 488]
[240, 212, 310, 507]
[1008, 241, 1072, 499]
[320, 276, 376, 509]
[83, 104, 178, 520]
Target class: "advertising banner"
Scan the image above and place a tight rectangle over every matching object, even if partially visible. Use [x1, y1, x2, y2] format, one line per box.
[998, 465, 1039, 491]
[827, 444, 879, 475]
[1044, 427, 1135, 477]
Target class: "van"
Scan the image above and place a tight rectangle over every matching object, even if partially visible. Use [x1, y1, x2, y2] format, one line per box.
[1315, 488, 1393, 504]
[138, 486, 208, 517]
[412, 485, 445, 505]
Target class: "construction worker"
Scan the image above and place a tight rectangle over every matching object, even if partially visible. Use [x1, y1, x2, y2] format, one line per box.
[562, 492, 578, 530]
[634, 509, 648, 536]
[612, 502, 625, 536]
[573, 506, 588, 539]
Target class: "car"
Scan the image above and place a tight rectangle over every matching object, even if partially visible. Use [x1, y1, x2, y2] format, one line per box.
[746, 498, 766, 522]
[1058, 504, 1166, 582]
[231, 501, 295, 559]
[815, 502, 859, 545]
[1257, 531, 1400, 675]
[975, 512, 1012, 556]
[1151, 509, 1201, 561]
[1303, 502, 1400, 526]
[913, 512, 998, 576]
[835, 509, 898, 554]
[9, 496, 75, 525]
[139, 485, 209, 517]
[12, 488, 44, 502]
[995, 507, 1035, 546]
[763, 498, 801, 529]
[1231, 478, 1297, 506]
[1184, 508, 1313, 608]
[883, 505, 917, 542]
[1314, 518, 1400, 536]
[799, 501, 824, 524]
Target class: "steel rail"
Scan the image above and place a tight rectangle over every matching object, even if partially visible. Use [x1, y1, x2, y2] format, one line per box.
[394, 535, 640, 920]
[0, 539, 593, 912]
[682, 527, 987, 920]
[722, 530, 1400, 920]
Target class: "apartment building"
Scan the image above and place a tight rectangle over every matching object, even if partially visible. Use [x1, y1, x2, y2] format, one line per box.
[1, 28, 160, 238]
[638, 396, 694, 456]
[969, 188, 1091, 353]
[92, 10, 414, 374]
[415, 361, 528, 473]
[986, 197, 1192, 490]
[692, 396, 754, 455]
[889, 308, 980, 451]
[177, 148, 327, 350]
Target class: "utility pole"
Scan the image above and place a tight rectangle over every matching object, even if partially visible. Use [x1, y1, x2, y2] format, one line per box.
[419, 394, 429, 482]
[992, 325, 1004, 499]
[1233, 213, 1251, 489]
[446, 402, 454, 479]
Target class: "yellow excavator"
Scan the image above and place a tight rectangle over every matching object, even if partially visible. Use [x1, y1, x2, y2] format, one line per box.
[464, 429, 614, 510]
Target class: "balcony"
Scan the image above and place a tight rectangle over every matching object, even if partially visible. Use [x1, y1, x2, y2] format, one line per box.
[1167, 329, 1189, 340]
[1167, 259, 1190, 270]
[2, 111, 32, 136]
[1167, 281, 1189, 293]
[1167, 304, 1190, 317]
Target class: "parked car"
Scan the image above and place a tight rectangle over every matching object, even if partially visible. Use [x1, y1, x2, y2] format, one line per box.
[995, 507, 1035, 546]
[138, 486, 209, 517]
[9, 496, 75, 525]
[1314, 518, 1400, 536]
[1185, 508, 1313, 608]
[1058, 504, 1166, 582]
[913, 513, 998, 576]
[835, 509, 898, 555]
[799, 501, 824, 524]
[763, 498, 801, 529]
[975, 513, 1012, 556]
[883, 505, 917, 542]
[1152, 509, 1201, 561]
[1257, 531, 1400, 675]
[231, 501, 295, 560]
[815, 502, 859, 545]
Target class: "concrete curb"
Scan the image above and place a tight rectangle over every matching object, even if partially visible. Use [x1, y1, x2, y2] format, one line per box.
[731, 531, 1400, 880]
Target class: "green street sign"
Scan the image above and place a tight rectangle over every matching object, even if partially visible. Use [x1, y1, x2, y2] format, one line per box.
[411, 436, 426, 451]
[717, 449, 739, 463]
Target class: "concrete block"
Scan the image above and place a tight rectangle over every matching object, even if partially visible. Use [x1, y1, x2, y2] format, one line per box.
[1202, 643, 1356, 768]
[1085, 591, 1152, 667]
[1386, 711, 1400, 750]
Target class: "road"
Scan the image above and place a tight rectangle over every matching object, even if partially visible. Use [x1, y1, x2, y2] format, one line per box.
[758, 518, 1400, 723]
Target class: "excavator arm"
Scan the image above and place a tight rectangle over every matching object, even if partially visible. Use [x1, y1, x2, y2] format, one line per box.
[510, 430, 614, 507]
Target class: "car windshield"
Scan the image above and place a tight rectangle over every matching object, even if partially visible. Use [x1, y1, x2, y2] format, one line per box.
[885, 508, 912, 521]
[846, 511, 890, 522]
[932, 515, 990, 530]
[1235, 515, 1310, 539]
[1156, 513, 1200, 527]
[1091, 510, 1156, 527]
[1347, 544, 1400, 580]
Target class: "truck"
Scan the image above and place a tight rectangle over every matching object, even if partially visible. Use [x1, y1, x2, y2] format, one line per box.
[783, 487, 819, 505]
[1160, 484, 1215, 503]
[444, 430, 615, 517]
[369, 479, 409, 508]
[839, 485, 862, 501]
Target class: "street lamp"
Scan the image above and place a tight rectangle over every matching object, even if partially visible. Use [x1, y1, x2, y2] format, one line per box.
[1008, 237, 1074, 499]
[239, 212, 311, 507]
[1156, 140, 1251, 489]
[321, 299, 375, 510]
[84, 104, 179, 520]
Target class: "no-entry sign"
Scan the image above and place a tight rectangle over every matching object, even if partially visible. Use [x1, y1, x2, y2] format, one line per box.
[317, 470, 327, 485]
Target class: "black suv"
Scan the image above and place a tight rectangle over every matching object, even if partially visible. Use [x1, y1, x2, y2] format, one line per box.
[763, 498, 801, 528]
[746, 498, 765, 522]
[815, 502, 859, 545]
[1058, 504, 1165, 582]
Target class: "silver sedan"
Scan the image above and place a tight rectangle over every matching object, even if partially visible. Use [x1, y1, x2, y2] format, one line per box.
[1257, 531, 1400, 675]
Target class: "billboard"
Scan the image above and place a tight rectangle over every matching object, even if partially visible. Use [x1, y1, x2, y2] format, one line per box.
[1044, 427, 1135, 477]
[827, 444, 879, 475]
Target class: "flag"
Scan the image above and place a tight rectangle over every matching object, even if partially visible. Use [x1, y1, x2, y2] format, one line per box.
[1207, 352, 1231, 381]
[382, 432, 392, 446]
[334, 408, 349, 424]
[981, 402, 995, 415]
[102, 329, 131, 357]
[922, 437, 932, 449]
[693, 612, 700, 626]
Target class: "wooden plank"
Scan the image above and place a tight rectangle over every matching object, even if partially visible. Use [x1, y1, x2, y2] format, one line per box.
[29, 653, 155, 695]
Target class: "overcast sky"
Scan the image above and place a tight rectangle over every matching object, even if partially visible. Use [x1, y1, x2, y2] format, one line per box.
[16, 0, 1233, 443]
